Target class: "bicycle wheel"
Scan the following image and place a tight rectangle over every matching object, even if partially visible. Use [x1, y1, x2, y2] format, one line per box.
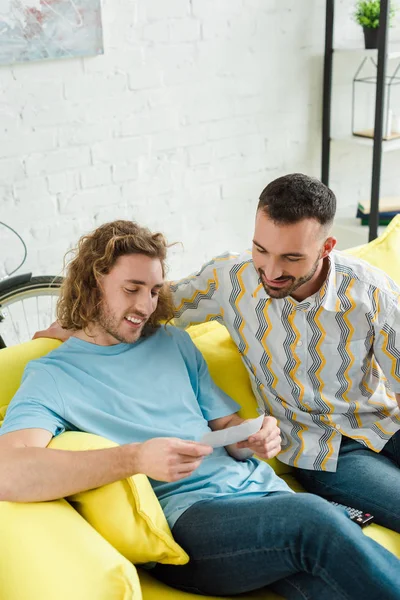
[0, 275, 63, 347]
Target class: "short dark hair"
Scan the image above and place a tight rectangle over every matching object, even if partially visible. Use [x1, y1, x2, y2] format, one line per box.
[258, 173, 336, 227]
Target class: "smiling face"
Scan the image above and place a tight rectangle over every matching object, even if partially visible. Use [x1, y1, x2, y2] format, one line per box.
[94, 253, 164, 345]
[252, 211, 336, 301]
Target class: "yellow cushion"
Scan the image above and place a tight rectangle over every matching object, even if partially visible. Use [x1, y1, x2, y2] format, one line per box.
[345, 214, 400, 284]
[187, 320, 291, 476]
[0, 498, 141, 600]
[49, 431, 189, 566]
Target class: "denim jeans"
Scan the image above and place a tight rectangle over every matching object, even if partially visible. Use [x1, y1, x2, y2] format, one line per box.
[295, 429, 400, 533]
[152, 492, 400, 599]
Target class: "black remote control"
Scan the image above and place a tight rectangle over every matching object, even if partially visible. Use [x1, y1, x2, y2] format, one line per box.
[330, 501, 374, 528]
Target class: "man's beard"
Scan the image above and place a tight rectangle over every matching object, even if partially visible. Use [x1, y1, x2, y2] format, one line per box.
[97, 303, 145, 344]
[259, 254, 321, 300]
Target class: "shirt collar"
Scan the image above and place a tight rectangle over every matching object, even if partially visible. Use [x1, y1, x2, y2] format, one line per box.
[318, 253, 340, 312]
[251, 254, 339, 312]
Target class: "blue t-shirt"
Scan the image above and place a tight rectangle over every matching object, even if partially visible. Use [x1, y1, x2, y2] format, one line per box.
[1, 326, 291, 527]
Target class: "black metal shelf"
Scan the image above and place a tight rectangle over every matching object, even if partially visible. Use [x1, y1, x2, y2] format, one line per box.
[321, 0, 392, 241]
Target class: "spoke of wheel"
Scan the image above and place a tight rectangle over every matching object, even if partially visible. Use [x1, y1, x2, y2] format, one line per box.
[6, 305, 20, 344]
[22, 299, 31, 340]
[36, 295, 40, 331]
[51, 293, 55, 323]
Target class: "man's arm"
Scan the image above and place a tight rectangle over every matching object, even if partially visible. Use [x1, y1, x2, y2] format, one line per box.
[32, 254, 227, 341]
[0, 428, 212, 503]
[209, 413, 281, 460]
[170, 255, 229, 328]
[32, 254, 235, 340]
[373, 294, 400, 407]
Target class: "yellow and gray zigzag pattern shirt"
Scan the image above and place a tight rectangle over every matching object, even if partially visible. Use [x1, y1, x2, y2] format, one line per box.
[171, 250, 400, 472]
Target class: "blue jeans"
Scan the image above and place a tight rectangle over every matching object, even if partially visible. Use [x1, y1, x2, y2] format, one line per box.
[295, 429, 400, 533]
[152, 492, 400, 599]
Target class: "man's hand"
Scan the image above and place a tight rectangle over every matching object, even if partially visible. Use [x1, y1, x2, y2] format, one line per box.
[32, 321, 72, 342]
[134, 438, 213, 482]
[236, 416, 281, 460]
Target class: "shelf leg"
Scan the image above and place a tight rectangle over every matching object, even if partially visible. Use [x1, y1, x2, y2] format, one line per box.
[321, 0, 334, 187]
[369, 0, 390, 241]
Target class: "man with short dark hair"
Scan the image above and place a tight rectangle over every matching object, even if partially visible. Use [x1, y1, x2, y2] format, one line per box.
[5, 219, 400, 600]
[171, 173, 400, 533]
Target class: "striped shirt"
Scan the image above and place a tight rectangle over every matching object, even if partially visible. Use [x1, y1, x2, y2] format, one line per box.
[171, 250, 400, 472]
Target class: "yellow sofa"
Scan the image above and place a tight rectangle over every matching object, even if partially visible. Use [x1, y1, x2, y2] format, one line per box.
[1, 216, 400, 600]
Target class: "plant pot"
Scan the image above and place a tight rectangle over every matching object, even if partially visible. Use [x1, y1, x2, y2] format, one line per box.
[363, 27, 379, 49]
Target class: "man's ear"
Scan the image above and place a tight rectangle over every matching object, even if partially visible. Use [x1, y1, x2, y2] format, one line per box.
[321, 236, 337, 259]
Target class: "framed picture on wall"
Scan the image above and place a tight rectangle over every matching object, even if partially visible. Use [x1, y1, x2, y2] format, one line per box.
[0, 0, 104, 66]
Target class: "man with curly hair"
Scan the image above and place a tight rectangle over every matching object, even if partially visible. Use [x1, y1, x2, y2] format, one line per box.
[1, 219, 400, 599]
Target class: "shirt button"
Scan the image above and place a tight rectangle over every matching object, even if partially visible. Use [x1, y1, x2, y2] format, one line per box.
[298, 340, 303, 347]
[335, 425, 341, 430]
[298, 370, 303, 376]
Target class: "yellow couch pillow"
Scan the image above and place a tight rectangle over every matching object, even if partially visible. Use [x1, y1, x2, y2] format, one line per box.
[345, 213, 400, 284]
[0, 498, 141, 600]
[49, 431, 189, 566]
[187, 320, 291, 476]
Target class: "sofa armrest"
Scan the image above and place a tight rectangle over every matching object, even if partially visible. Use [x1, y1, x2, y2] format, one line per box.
[0, 497, 141, 600]
[0, 338, 62, 423]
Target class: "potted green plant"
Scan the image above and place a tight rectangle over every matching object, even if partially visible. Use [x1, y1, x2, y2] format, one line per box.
[354, 0, 397, 49]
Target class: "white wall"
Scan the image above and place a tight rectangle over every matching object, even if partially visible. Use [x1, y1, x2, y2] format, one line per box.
[1, 0, 400, 279]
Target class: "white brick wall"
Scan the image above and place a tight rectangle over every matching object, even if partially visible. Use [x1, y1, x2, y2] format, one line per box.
[1, 0, 400, 281]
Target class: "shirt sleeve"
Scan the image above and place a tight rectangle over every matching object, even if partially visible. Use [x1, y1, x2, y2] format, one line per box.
[374, 294, 400, 393]
[170, 255, 226, 328]
[0, 362, 69, 437]
[172, 328, 240, 421]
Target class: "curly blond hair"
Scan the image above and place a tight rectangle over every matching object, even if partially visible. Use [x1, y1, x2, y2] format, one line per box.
[57, 220, 174, 333]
